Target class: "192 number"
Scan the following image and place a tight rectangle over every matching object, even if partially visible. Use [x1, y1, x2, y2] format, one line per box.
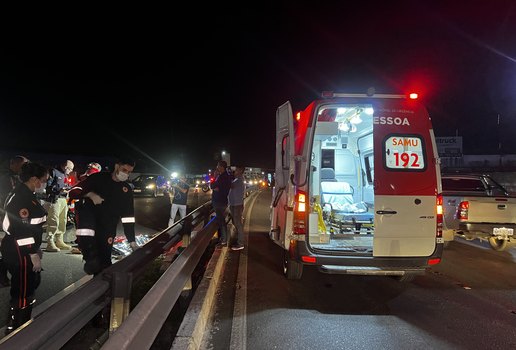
[394, 152, 419, 167]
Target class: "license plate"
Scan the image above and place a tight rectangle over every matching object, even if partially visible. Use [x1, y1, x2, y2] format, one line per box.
[133, 189, 141, 193]
[493, 227, 514, 236]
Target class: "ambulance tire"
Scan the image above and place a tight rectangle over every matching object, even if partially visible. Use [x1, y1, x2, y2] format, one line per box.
[488, 237, 508, 251]
[283, 250, 303, 280]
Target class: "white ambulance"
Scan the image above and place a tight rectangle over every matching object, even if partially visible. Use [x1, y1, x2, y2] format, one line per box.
[270, 90, 444, 281]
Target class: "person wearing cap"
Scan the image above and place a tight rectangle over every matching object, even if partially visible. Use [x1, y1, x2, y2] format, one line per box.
[44, 159, 74, 252]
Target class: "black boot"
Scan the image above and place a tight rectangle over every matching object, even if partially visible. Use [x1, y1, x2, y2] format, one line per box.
[4, 303, 33, 335]
[4, 307, 16, 335]
[0, 258, 10, 287]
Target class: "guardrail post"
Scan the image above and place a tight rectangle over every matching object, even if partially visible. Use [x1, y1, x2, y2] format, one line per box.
[109, 271, 133, 334]
[203, 205, 210, 227]
[181, 216, 193, 292]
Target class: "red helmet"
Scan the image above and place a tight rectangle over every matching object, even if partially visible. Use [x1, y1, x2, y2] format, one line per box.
[86, 162, 102, 175]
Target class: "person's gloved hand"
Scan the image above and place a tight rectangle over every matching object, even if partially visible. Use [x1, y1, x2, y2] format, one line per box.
[30, 253, 42, 272]
[86, 192, 104, 205]
[129, 241, 139, 252]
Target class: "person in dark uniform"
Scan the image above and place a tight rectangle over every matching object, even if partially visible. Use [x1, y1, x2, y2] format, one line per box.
[0, 155, 29, 288]
[1, 162, 48, 335]
[69, 157, 139, 276]
[0, 156, 30, 286]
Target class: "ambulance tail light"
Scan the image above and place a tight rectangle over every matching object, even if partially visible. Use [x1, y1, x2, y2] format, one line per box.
[428, 258, 441, 265]
[436, 194, 443, 238]
[457, 201, 469, 220]
[293, 190, 307, 235]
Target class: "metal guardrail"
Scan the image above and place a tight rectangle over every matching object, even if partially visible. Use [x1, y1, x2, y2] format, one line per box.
[0, 200, 218, 350]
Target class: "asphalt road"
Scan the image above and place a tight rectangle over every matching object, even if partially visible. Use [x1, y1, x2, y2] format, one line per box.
[203, 188, 516, 350]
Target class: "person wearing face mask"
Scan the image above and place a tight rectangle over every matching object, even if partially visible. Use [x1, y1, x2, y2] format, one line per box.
[68, 156, 139, 277]
[44, 159, 75, 252]
[0, 155, 29, 288]
[1, 162, 48, 335]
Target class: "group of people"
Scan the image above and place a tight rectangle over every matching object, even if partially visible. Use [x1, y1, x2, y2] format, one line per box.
[0, 155, 140, 335]
[210, 160, 246, 251]
[166, 160, 246, 251]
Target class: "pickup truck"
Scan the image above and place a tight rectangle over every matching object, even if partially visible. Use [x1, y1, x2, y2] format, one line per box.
[441, 173, 516, 251]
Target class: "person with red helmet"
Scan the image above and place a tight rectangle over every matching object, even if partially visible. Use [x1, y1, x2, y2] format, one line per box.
[79, 162, 102, 182]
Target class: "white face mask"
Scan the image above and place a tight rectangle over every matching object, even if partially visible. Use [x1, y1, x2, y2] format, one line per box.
[35, 183, 46, 193]
[116, 171, 129, 182]
[34, 180, 46, 193]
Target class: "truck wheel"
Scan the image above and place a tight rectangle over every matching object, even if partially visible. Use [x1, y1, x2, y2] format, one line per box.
[283, 250, 303, 280]
[488, 237, 508, 251]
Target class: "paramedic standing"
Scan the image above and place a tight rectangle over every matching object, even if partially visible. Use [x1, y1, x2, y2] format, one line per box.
[210, 160, 232, 246]
[44, 159, 74, 252]
[228, 165, 245, 251]
[1, 162, 48, 335]
[69, 157, 139, 275]
[0, 155, 29, 287]
[168, 175, 190, 227]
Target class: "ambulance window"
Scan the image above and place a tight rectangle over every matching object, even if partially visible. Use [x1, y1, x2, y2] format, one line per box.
[383, 134, 426, 171]
[364, 154, 374, 183]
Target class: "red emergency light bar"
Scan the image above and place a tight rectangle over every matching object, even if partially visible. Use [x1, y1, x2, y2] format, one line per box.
[321, 90, 419, 99]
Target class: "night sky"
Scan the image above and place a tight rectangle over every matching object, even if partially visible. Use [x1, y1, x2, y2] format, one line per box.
[1, 1, 515, 174]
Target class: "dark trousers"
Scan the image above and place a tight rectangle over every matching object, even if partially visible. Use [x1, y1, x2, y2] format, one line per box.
[230, 204, 244, 245]
[5, 254, 40, 308]
[78, 233, 115, 275]
[213, 204, 228, 242]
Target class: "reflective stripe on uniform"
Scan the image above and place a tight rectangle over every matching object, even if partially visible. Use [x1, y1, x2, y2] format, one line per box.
[121, 217, 135, 223]
[17, 237, 35, 246]
[30, 216, 46, 225]
[76, 229, 95, 236]
[2, 215, 9, 233]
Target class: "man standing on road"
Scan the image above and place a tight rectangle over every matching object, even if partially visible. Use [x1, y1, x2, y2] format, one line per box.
[210, 160, 232, 247]
[44, 160, 75, 252]
[228, 166, 246, 251]
[168, 175, 190, 227]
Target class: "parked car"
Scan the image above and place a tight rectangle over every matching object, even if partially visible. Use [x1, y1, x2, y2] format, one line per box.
[441, 173, 516, 250]
[130, 174, 168, 197]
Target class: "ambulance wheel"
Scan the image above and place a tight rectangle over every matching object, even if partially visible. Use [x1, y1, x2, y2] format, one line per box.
[283, 250, 303, 280]
[488, 237, 508, 251]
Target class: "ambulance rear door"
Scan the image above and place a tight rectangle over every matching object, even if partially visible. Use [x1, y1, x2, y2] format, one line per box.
[373, 98, 438, 257]
[272, 101, 295, 247]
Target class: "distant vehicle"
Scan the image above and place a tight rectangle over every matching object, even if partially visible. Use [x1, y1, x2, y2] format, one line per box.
[270, 90, 444, 281]
[441, 173, 516, 251]
[131, 174, 168, 197]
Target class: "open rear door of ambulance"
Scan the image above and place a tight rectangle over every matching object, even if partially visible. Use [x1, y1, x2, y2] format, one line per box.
[272, 101, 295, 246]
[373, 98, 438, 257]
